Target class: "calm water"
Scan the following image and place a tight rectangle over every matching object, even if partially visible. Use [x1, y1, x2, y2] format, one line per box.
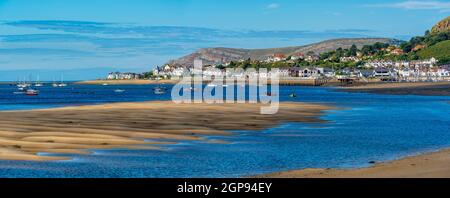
[0, 83, 449, 178]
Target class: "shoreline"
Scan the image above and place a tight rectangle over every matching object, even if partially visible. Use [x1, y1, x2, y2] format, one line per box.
[258, 148, 450, 178]
[75, 79, 180, 85]
[339, 81, 450, 96]
[75, 80, 450, 94]
[75, 79, 327, 86]
[0, 101, 333, 161]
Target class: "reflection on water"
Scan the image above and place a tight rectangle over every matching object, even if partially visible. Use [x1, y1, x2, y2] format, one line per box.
[0, 84, 449, 178]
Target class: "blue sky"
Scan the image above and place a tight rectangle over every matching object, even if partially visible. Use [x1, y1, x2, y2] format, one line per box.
[0, 0, 449, 80]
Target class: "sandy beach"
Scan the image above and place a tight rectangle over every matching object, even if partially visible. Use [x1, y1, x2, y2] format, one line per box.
[0, 101, 332, 161]
[259, 149, 450, 178]
[77, 79, 327, 86]
[341, 82, 450, 96]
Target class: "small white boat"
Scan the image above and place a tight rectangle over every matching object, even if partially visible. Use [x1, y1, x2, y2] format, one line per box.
[103, 83, 109, 86]
[52, 82, 67, 87]
[153, 87, 166, 95]
[207, 84, 217, 87]
[17, 84, 29, 89]
[184, 87, 198, 92]
[114, 89, 125, 93]
[56, 75, 67, 87]
[26, 89, 39, 96]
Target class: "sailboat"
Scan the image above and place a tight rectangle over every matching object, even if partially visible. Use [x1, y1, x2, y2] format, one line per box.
[52, 77, 59, 87]
[53, 75, 67, 87]
[17, 83, 28, 90]
[17, 77, 30, 90]
[34, 75, 43, 87]
[58, 75, 67, 87]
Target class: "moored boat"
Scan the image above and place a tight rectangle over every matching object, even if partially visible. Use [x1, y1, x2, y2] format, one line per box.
[35, 75, 43, 87]
[25, 89, 39, 96]
[153, 87, 167, 95]
[54, 75, 68, 87]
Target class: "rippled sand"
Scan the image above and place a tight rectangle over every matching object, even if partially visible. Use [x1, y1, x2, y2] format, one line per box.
[259, 149, 450, 178]
[0, 101, 332, 161]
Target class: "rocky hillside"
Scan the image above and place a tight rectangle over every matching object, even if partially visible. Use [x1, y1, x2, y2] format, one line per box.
[431, 16, 450, 34]
[168, 38, 398, 67]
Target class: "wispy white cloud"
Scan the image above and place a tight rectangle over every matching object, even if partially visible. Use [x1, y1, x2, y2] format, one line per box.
[266, 3, 280, 10]
[322, 11, 343, 17]
[0, 20, 376, 74]
[366, 1, 450, 11]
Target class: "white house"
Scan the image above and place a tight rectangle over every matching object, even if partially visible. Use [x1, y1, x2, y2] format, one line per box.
[107, 72, 142, 80]
[172, 67, 188, 77]
[291, 53, 305, 60]
[364, 60, 394, 68]
[340, 56, 360, 62]
[437, 68, 450, 77]
[373, 68, 394, 78]
[398, 69, 412, 78]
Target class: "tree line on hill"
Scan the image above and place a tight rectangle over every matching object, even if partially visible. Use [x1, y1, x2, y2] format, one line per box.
[216, 29, 450, 71]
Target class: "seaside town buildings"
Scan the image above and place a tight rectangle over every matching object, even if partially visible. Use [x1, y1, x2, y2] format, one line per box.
[362, 58, 450, 80]
[107, 72, 143, 80]
[265, 54, 287, 62]
[340, 56, 361, 63]
[106, 54, 449, 83]
[290, 53, 305, 60]
[364, 58, 438, 69]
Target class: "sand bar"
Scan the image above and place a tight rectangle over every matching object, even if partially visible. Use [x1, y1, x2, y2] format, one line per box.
[341, 82, 450, 96]
[259, 149, 450, 178]
[344, 82, 450, 89]
[0, 101, 333, 161]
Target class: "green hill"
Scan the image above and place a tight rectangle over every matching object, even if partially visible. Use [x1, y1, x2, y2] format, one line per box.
[417, 40, 450, 64]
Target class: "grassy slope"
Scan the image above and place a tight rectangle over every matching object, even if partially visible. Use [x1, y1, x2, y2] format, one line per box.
[417, 40, 450, 64]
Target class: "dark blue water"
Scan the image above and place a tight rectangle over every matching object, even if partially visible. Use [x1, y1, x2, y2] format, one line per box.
[0, 83, 449, 178]
[0, 83, 173, 111]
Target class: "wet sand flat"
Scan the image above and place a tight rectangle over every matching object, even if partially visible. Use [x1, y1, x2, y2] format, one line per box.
[0, 101, 332, 161]
[341, 82, 450, 96]
[260, 149, 450, 178]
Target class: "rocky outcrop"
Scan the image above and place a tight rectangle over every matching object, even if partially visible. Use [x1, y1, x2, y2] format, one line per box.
[168, 38, 398, 67]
